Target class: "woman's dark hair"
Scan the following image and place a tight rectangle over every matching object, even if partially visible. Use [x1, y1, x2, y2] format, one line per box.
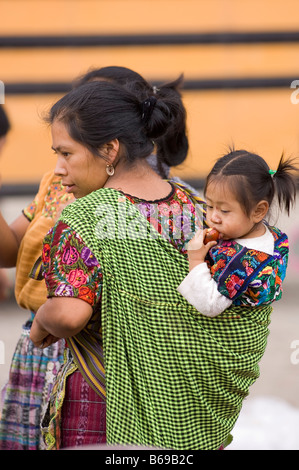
[204, 148, 298, 216]
[0, 105, 11, 138]
[73, 65, 148, 88]
[46, 80, 184, 166]
[73, 66, 188, 177]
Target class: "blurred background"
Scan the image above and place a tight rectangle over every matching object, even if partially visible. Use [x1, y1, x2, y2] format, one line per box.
[0, 0, 299, 450]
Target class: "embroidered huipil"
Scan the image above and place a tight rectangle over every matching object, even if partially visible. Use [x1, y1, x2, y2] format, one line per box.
[209, 225, 288, 306]
[178, 225, 289, 316]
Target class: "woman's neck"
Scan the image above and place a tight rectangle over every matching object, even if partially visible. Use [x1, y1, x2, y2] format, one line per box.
[104, 159, 172, 201]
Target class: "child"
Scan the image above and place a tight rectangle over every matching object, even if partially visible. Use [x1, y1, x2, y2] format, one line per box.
[178, 149, 298, 317]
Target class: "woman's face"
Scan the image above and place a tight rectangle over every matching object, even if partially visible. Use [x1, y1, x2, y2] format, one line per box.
[51, 120, 109, 199]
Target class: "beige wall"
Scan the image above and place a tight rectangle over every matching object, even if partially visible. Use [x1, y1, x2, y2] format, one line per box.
[1, 0, 299, 183]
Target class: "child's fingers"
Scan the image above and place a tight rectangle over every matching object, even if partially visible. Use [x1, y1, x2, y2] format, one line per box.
[187, 229, 204, 250]
[205, 240, 218, 250]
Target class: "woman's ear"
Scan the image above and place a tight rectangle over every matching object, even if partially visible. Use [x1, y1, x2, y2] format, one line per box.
[100, 139, 120, 164]
[252, 200, 269, 223]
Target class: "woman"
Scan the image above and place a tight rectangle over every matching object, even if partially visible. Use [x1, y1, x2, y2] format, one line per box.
[30, 80, 271, 450]
[0, 66, 191, 450]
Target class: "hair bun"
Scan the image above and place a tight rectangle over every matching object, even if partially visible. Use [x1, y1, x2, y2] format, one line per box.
[141, 96, 172, 139]
[141, 96, 157, 123]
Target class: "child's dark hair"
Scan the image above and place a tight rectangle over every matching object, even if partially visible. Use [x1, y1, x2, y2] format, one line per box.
[204, 149, 298, 216]
[46, 79, 185, 166]
[73, 66, 188, 177]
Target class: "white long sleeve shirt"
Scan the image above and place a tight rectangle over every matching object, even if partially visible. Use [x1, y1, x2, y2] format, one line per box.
[177, 225, 275, 317]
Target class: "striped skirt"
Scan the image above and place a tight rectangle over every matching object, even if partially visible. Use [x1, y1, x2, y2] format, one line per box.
[60, 369, 106, 449]
[0, 319, 65, 450]
[41, 349, 106, 450]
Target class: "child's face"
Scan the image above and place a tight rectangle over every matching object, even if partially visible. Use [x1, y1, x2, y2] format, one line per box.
[205, 180, 264, 240]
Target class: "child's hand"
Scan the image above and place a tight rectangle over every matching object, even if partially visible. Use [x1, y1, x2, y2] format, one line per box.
[187, 229, 218, 271]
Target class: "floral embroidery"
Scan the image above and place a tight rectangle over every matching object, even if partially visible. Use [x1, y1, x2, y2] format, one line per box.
[81, 247, 98, 267]
[43, 222, 103, 307]
[67, 268, 87, 288]
[175, 188, 189, 203]
[123, 183, 204, 249]
[225, 274, 245, 298]
[78, 286, 95, 304]
[62, 245, 79, 265]
[42, 243, 51, 265]
[55, 284, 74, 297]
[207, 226, 289, 307]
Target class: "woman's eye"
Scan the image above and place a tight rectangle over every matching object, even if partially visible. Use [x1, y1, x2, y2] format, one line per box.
[62, 152, 70, 157]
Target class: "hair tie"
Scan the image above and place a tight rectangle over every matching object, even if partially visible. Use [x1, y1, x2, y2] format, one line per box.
[269, 169, 276, 177]
[141, 96, 157, 123]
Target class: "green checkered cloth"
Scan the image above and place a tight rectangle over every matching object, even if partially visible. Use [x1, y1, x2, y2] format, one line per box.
[61, 187, 272, 450]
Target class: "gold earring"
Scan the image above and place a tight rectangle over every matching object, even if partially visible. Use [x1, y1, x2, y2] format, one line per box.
[106, 164, 115, 176]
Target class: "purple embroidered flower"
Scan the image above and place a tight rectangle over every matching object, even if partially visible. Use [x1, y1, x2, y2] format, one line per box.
[55, 284, 74, 297]
[62, 245, 79, 265]
[81, 246, 98, 267]
[137, 202, 156, 218]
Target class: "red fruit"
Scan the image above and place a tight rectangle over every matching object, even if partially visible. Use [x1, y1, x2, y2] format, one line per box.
[204, 228, 219, 245]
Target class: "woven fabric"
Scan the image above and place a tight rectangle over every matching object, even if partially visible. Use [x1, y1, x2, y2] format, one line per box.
[57, 187, 272, 450]
[0, 321, 65, 450]
[60, 369, 106, 448]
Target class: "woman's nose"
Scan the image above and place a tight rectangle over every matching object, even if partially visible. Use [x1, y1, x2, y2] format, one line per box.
[54, 157, 67, 177]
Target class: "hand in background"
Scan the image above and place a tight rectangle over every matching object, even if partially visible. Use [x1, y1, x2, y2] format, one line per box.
[0, 269, 12, 301]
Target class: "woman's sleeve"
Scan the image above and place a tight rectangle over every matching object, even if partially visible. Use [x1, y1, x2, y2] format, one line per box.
[22, 171, 54, 222]
[42, 220, 102, 308]
[177, 263, 232, 317]
[22, 197, 38, 222]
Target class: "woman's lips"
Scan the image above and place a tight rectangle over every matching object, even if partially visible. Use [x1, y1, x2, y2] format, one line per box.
[64, 184, 75, 193]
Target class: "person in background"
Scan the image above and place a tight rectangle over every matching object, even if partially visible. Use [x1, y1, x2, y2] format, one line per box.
[0, 66, 194, 450]
[73, 65, 189, 181]
[178, 149, 297, 316]
[0, 105, 10, 154]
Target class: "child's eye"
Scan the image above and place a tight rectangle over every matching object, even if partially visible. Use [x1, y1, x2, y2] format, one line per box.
[221, 210, 230, 214]
[62, 152, 70, 157]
